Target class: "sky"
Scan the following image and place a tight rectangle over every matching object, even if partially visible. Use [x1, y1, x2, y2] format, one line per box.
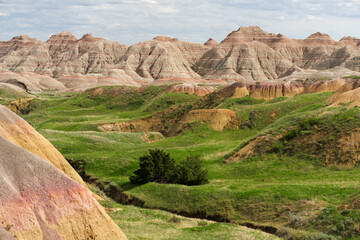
[0, 0, 359, 45]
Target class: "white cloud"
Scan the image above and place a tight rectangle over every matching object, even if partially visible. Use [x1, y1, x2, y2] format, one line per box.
[141, 0, 158, 4]
[16, 23, 32, 28]
[156, 6, 176, 13]
[307, 15, 322, 21]
[0, 0, 359, 44]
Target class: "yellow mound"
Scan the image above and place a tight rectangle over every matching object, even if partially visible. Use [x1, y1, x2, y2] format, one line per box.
[327, 87, 360, 108]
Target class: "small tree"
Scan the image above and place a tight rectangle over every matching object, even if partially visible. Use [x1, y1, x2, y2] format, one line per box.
[130, 149, 208, 186]
[130, 149, 177, 184]
[177, 155, 208, 185]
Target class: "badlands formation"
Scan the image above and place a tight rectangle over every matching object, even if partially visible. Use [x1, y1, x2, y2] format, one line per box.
[0, 106, 126, 240]
[0, 105, 127, 239]
[0, 26, 359, 94]
[1, 26, 360, 239]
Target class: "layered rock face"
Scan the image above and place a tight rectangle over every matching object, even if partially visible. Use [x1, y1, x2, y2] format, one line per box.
[0, 105, 85, 186]
[98, 107, 238, 136]
[0, 136, 127, 240]
[0, 27, 359, 88]
[213, 81, 304, 100]
[116, 36, 208, 81]
[0, 31, 128, 76]
[193, 26, 360, 82]
[0, 71, 66, 92]
[327, 79, 360, 107]
[181, 109, 237, 131]
[167, 84, 215, 96]
[0, 105, 127, 239]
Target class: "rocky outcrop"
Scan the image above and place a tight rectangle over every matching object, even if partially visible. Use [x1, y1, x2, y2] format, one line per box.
[340, 37, 360, 46]
[204, 38, 218, 48]
[0, 31, 129, 78]
[5, 97, 34, 114]
[167, 84, 215, 96]
[194, 26, 360, 82]
[327, 86, 360, 108]
[304, 32, 336, 45]
[193, 40, 293, 82]
[98, 108, 238, 135]
[251, 81, 304, 100]
[0, 135, 127, 240]
[0, 27, 360, 87]
[0, 71, 66, 93]
[303, 79, 347, 94]
[116, 36, 208, 82]
[0, 105, 85, 186]
[0, 82, 25, 93]
[181, 109, 237, 131]
[58, 74, 140, 91]
[215, 81, 304, 100]
[98, 119, 155, 133]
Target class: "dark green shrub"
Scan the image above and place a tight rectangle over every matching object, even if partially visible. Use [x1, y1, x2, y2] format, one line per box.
[283, 129, 300, 141]
[130, 149, 208, 186]
[282, 117, 322, 142]
[235, 96, 265, 105]
[300, 117, 322, 130]
[177, 155, 209, 185]
[130, 149, 177, 184]
[270, 142, 285, 154]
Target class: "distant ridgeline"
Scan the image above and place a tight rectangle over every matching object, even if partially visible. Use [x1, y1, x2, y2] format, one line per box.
[0, 26, 359, 93]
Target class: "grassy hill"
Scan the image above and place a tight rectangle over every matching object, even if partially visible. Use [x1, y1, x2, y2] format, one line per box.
[6, 84, 360, 239]
[101, 199, 279, 240]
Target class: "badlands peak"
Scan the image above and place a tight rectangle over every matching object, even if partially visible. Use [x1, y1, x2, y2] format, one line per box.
[79, 33, 106, 42]
[220, 25, 280, 45]
[340, 36, 360, 46]
[10, 34, 41, 43]
[153, 36, 180, 42]
[237, 25, 267, 32]
[304, 32, 336, 45]
[46, 30, 77, 42]
[204, 38, 218, 47]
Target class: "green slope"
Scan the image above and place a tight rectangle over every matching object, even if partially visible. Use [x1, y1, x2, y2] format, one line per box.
[9, 85, 360, 239]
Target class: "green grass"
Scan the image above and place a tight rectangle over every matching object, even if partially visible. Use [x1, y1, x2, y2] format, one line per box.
[0, 88, 31, 105]
[24, 85, 200, 131]
[101, 200, 280, 240]
[343, 76, 360, 80]
[11, 85, 360, 239]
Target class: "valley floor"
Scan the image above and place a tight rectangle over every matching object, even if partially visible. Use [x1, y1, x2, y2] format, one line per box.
[7, 84, 360, 239]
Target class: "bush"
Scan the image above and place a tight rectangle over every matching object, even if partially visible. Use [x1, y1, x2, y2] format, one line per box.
[177, 155, 209, 185]
[129, 149, 177, 184]
[130, 149, 208, 186]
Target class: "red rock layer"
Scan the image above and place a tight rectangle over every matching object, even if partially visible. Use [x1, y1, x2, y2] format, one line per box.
[218, 81, 304, 100]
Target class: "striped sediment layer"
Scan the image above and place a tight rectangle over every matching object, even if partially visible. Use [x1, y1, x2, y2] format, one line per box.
[0, 135, 126, 240]
[0, 105, 85, 186]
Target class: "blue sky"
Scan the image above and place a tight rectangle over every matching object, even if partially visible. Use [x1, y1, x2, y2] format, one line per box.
[0, 0, 359, 45]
